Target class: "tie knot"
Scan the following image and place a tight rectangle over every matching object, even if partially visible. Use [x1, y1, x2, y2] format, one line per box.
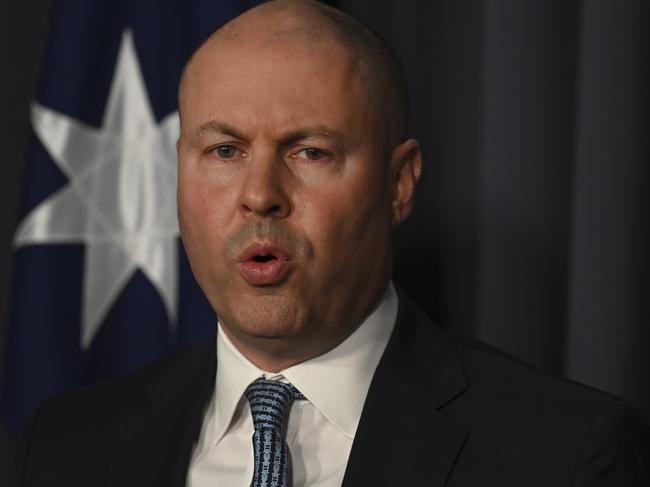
[245, 378, 305, 433]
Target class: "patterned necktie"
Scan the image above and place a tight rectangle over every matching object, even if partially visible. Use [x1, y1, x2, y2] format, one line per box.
[245, 378, 305, 487]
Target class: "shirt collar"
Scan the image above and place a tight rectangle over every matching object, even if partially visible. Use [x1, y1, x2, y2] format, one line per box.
[212, 281, 398, 443]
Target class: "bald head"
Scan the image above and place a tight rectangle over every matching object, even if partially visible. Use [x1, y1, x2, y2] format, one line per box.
[179, 0, 408, 146]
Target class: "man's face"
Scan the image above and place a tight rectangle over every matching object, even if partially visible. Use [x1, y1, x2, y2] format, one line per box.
[177, 34, 416, 367]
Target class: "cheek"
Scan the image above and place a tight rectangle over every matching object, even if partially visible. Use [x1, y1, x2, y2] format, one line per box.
[180, 170, 232, 226]
[178, 175, 235, 262]
[301, 182, 387, 255]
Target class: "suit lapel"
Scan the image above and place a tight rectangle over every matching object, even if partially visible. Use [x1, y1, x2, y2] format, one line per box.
[108, 340, 216, 487]
[342, 290, 468, 486]
[102, 289, 466, 486]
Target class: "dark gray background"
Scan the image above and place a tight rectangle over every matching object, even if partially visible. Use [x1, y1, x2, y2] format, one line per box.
[1, 0, 54, 477]
[2, 0, 649, 482]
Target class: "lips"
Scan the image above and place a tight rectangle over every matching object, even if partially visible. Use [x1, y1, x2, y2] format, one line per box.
[236, 243, 291, 286]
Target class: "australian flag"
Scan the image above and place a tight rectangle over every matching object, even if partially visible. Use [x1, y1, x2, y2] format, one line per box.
[2, 0, 262, 438]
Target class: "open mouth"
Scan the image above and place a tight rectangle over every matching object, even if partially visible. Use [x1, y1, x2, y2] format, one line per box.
[251, 254, 277, 263]
[239, 244, 288, 264]
[237, 244, 291, 285]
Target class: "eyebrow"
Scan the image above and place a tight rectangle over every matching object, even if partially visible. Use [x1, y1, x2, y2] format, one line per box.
[195, 120, 247, 140]
[194, 120, 344, 146]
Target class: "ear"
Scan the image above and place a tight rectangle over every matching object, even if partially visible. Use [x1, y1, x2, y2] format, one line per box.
[389, 138, 422, 225]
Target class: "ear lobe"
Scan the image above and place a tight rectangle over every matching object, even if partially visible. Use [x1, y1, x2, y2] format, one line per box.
[390, 138, 422, 225]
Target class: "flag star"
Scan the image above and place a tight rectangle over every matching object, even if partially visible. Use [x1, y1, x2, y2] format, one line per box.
[15, 30, 181, 349]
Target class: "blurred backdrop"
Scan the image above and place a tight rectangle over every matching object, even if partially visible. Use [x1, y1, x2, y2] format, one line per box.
[1, 0, 648, 481]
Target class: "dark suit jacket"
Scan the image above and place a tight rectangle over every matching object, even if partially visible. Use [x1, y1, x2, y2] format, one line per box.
[16, 291, 650, 486]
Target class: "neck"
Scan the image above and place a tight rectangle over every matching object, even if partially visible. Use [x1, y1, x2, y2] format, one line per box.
[219, 281, 391, 373]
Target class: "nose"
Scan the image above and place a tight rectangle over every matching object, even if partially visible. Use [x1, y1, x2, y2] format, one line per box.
[238, 152, 291, 219]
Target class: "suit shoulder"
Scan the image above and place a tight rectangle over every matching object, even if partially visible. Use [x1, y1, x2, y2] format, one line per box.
[441, 336, 650, 483]
[444, 333, 650, 453]
[395, 288, 627, 417]
[17, 340, 215, 487]
[32, 339, 215, 433]
[454, 335, 622, 413]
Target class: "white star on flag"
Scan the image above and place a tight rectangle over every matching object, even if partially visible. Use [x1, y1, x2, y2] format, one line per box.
[15, 30, 181, 349]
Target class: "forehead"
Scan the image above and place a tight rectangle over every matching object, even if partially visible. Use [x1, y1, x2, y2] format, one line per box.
[179, 34, 373, 138]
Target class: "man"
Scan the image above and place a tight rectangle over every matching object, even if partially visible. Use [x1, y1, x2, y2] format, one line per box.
[16, 1, 650, 486]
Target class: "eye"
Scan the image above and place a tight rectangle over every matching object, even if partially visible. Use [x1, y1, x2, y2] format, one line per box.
[295, 147, 332, 163]
[209, 144, 240, 159]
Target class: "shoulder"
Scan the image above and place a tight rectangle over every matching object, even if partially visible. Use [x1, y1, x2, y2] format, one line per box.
[455, 335, 621, 416]
[31, 339, 215, 432]
[449, 334, 636, 432]
[447, 336, 650, 484]
[15, 339, 215, 486]
[393, 289, 650, 484]
[396, 288, 632, 422]
[18, 340, 215, 460]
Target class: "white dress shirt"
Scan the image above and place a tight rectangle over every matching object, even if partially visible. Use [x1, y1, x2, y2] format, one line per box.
[187, 282, 398, 487]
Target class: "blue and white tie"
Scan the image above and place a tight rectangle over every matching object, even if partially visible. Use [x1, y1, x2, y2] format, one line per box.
[245, 378, 305, 487]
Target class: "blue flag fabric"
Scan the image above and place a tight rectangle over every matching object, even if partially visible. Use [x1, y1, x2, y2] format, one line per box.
[2, 0, 262, 437]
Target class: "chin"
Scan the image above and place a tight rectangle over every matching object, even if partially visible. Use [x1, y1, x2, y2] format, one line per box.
[222, 291, 305, 340]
